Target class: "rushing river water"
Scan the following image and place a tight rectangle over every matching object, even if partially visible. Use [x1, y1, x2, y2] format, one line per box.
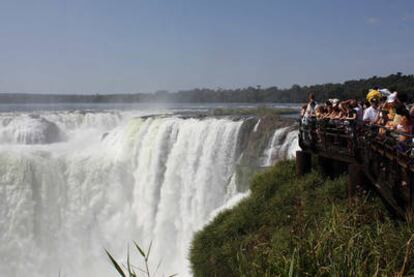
[0, 103, 299, 276]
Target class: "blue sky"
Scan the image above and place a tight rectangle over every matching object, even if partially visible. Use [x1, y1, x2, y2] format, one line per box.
[0, 0, 413, 94]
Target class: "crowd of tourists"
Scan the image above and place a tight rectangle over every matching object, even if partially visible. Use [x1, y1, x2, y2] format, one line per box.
[300, 87, 413, 143]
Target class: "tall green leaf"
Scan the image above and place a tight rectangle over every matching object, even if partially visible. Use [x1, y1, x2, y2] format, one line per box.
[105, 249, 126, 277]
[133, 241, 146, 258]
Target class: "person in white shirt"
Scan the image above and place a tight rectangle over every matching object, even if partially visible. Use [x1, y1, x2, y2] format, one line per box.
[304, 93, 317, 118]
[363, 98, 379, 124]
[301, 93, 317, 125]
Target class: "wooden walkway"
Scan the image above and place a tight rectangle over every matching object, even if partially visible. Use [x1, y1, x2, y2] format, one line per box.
[297, 118, 414, 218]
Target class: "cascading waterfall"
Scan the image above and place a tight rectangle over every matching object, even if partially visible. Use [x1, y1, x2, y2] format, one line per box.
[253, 119, 261, 132]
[0, 111, 247, 277]
[262, 126, 300, 167]
[0, 110, 298, 277]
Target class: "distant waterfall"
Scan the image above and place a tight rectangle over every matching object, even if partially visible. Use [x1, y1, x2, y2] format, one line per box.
[253, 119, 261, 132]
[262, 126, 299, 167]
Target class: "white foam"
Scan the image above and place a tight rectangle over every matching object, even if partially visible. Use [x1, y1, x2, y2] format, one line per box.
[0, 110, 298, 276]
[0, 111, 243, 277]
[262, 127, 299, 167]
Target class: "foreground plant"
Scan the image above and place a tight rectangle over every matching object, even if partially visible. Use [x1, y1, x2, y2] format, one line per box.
[105, 242, 177, 277]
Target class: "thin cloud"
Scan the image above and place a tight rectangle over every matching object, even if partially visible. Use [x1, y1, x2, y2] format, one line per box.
[367, 17, 380, 25]
[402, 13, 414, 22]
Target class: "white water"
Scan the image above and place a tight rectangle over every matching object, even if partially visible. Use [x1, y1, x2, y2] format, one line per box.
[0, 109, 299, 276]
[263, 126, 300, 167]
[0, 111, 247, 277]
[253, 119, 261, 132]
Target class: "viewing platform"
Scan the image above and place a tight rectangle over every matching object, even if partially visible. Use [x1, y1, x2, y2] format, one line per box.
[297, 118, 414, 219]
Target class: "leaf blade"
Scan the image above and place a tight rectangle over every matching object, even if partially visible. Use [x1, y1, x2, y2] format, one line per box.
[105, 249, 126, 277]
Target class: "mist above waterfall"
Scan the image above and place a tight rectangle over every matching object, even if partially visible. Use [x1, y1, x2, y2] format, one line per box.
[0, 107, 298, 277]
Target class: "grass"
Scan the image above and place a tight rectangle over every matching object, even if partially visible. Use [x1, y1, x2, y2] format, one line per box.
[190, 161, 414, 276]
[105, 242, 177, 277]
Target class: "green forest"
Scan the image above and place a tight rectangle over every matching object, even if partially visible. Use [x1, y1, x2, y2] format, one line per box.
[1, 73, 413, 103]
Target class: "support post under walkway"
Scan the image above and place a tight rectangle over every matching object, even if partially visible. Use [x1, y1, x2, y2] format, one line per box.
[296, 150, 312, 177]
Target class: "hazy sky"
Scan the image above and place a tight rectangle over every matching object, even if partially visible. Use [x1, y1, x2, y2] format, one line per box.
[1, 0, 414, 94]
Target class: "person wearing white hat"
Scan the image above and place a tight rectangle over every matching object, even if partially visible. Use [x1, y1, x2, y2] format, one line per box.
[328, 98, 340, 107]
[387, 92, 397, 103]
[379, 88, 391, 97]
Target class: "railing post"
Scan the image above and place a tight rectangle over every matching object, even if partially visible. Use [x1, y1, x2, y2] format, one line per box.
[296, 151, 312, 176]
[408, 170, 414, 211]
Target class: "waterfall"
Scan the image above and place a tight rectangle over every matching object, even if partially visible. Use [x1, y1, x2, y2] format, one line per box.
[0, 110, 298, 276]
[0, 111, 245, 277]
[262, 126, 300, 167]
[253, 119, 261, 132]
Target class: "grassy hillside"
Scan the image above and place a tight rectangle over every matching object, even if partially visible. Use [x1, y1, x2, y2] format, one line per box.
[190, 161, 414, 276]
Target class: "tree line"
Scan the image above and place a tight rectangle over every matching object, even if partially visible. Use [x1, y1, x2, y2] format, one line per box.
[1, 73, 413, 104]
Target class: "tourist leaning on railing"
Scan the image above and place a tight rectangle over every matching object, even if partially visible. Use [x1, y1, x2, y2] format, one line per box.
[392, 105, 412, 143]
[299, 87, 414, 192]
[301, 93, 317, 121]
[299, 87, 414, 153]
